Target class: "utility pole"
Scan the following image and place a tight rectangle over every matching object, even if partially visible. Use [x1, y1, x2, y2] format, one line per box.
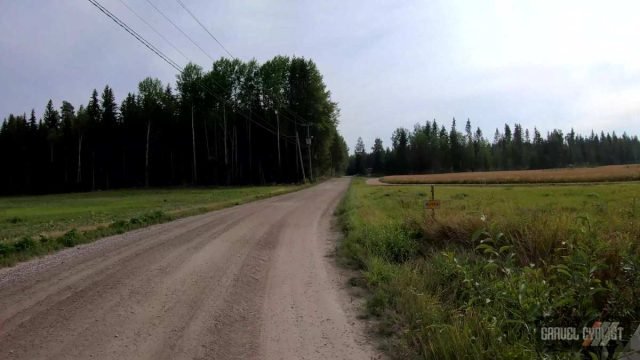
[296, 130, 306, 182]
[191, 104, 198, 184]
[302, 123, 313, 181]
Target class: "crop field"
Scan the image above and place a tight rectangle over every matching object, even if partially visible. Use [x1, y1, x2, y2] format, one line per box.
[337, 178, 640, 358]
[0, 184, 303, 266]
[381, 164, 640, 184]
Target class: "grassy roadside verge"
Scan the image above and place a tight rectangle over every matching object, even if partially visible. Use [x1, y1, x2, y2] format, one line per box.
[337, 178, 640, 359]
[0, 184, 305, 267]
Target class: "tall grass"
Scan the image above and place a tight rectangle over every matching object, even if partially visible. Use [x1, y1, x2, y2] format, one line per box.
[0, 184, 305, 266]
[338, 179, 640, 359]
[0, 210, 171, 266]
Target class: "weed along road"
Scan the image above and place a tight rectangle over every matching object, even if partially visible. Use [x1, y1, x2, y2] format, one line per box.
[0, 178, 377, 360]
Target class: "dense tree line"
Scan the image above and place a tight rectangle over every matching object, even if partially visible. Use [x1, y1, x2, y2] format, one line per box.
[349, 118, 640, 175]
[0, 56, 349, 195]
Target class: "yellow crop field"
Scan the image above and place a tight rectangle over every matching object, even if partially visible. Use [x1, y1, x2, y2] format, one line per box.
[381, 164, 640, 184]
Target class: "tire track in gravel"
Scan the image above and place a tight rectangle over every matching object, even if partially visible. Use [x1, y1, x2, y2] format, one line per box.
[0, 178, 381, 360]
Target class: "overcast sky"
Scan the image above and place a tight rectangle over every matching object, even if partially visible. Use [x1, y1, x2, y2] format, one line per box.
[1, 0, 640, 150]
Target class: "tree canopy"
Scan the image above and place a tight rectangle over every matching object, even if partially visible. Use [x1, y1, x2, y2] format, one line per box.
[0, 56, 348, 195]
[348, 118, 640, 175]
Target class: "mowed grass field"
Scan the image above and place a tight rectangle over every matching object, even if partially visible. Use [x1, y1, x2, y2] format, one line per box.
[338, 178, 640, 358]
[381, 164, 640, 184]
[0, 185, 303, 266]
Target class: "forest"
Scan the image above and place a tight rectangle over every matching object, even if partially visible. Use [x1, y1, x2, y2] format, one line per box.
[0, 56, 349, 195]
[349, 118, 640, 175]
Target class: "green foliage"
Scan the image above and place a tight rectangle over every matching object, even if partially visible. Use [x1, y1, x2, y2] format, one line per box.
[0, 242, 11, 256]
[59, 229, 80, 248]
[0, 56, 346, 195]
[338, 179, 640, 359]
[347, 118, 640, 175]
[13, 237, 36, 252]
[359, 224, 419, 263]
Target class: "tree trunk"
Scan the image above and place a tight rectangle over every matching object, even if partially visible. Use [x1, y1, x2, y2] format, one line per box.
[191, 105, 198, 184]
[92, 151, 96, 191]
[204, 114, 211, 161]
[170, 151, 175, 183]
[276, 110, 281, 169]
[233, 125, 238, 179]
[76, 134, 83, 184]
[230, 124, 235, 180]
[214, 114, 218, 160]
[296, 130, 306, 182]
[223, 105, 228, 166]
[122, 146, 126, 185]
[145, 120, 151, 187]
[64, 158, 69, 186]
[248, 109, 252, 174]
[306, 125, 313, 181]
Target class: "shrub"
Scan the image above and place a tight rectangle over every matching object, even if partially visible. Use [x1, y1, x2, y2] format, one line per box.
[0, 242, 13, 256]
[58, 229, 81, 248]
[13, 237, 37, 252]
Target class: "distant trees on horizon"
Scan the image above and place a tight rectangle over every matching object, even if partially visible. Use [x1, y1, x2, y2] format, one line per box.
[349, 119, 640, 175]
[0, 56, 349, 195]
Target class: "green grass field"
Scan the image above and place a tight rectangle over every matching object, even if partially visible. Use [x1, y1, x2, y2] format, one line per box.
[0, 185, 303, 266]
[338, 179, 640, 359]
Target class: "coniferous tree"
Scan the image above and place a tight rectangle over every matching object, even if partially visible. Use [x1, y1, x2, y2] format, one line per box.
[43, 99, 60, 164]
[371, 138, 385, 174]
[346, 119, 640, 176]
[6, 56, 640, 194]
[391, 128, 409, 174]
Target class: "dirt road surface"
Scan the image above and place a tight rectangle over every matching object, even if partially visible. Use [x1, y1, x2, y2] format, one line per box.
[365, 178, 388, 186]
[0, 178, 379, 360]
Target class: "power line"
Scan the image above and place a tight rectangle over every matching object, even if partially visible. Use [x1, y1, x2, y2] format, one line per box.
[143, 0, 217, 63]
[87, 0, 297, 148]
[139, 1, 286, 134]
[117, 0, 189, 62]
[87, 0, 182, 72]
[164, 0, 313, 131]
[174, 0, 234, 58]
[93, 0, 317, 180]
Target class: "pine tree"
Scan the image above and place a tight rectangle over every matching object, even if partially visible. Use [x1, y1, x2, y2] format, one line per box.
[43, 99, 60, 164]
[354, 137, 367, 175]
[371, 138, 385, 174]
[28, 109, 37, 131]
[43, 100, 60, 130]
[449, 118, 462, 171]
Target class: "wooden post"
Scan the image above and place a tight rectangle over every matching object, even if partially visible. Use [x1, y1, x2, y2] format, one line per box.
[431, 185, 435, 219]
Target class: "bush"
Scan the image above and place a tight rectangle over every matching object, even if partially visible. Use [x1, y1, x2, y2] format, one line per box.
[362, 224, 419, 263]
[13, 237, 37, 252]
[130, 210, 170, 226]
[0, 242, 13, 256]
[58, 229, 81, 248]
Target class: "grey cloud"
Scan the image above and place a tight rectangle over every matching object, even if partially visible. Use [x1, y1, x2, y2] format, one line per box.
[0, 0, 638, 150]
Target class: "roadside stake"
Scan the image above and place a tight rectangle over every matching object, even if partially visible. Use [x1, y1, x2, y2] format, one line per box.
[425, 185, 441, 219]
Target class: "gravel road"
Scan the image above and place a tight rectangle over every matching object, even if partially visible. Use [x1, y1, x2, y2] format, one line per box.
[0, 178, 379, 360]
